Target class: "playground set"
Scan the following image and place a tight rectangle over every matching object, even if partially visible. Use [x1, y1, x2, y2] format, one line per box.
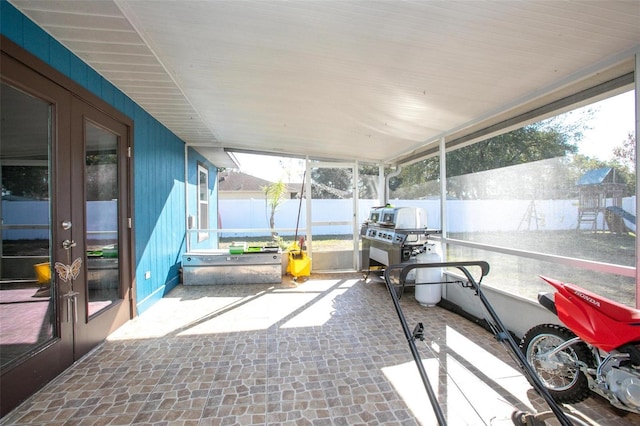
[576, 167, 635, 233]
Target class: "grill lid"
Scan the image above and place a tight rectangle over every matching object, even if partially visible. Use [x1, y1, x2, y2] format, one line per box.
[366, 206, 427, 230]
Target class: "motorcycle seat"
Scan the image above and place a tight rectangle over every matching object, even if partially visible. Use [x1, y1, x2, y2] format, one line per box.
[560, 280, 640, 324]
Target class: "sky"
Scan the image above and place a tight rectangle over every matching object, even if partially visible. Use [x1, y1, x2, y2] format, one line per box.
[234, 90, 636, 181]
[235, 153, 305, 183]
[574, 90, 635, 161]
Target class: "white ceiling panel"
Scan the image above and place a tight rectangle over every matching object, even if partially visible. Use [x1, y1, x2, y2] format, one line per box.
[9, 0, 640, 167]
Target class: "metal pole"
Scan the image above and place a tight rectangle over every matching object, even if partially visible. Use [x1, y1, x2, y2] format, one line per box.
[635, 51, 639, 309]
[383, 270, 448, 426]
[385, 262, 574, 426]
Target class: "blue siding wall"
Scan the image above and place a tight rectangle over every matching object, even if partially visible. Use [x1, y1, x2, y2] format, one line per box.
[1, 1, 188, 314]
[133, 113, 186, 314]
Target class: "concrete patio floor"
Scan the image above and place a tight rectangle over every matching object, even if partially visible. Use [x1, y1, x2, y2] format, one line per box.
[2, 272, 638, 425]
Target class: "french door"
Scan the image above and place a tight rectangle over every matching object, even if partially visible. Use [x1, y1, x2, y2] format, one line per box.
[1, 49, 133, 416]
[70, 97, 132, 357]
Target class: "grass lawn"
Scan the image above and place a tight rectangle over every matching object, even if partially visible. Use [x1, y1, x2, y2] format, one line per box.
[446, 230, 636, 305]
[224, 230, 636, 305]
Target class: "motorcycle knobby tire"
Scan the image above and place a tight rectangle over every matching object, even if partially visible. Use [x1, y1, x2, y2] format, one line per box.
[520, 323, 593, 404]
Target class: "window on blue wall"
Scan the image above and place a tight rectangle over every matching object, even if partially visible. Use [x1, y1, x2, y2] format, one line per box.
[197, 163, 209, 242]
[445, 88, 636, 306]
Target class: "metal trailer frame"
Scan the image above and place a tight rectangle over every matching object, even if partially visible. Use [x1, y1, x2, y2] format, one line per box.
[383, 261, 580, 426]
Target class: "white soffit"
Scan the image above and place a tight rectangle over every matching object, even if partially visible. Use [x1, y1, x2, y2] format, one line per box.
[9, 0, 640, 166]
[191, 146, 239, 170]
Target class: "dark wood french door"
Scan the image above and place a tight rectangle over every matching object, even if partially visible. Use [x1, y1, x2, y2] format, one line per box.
[1, 45, 133, 417]
[69, 97, 132, 357]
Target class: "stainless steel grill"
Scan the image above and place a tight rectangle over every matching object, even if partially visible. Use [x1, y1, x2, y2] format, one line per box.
[360, 206, 439, 276]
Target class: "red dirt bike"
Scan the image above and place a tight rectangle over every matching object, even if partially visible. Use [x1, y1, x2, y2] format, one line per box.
[520, 276, 640, 414]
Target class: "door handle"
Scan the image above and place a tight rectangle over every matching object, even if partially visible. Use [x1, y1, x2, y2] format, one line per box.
[62, 239, 76, 250]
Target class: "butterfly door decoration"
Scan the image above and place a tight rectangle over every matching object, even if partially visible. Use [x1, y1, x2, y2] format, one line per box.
[55, 257, 82, 323]
[55, 257, 82, 282]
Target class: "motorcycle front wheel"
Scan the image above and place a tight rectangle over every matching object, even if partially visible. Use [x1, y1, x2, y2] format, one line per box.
[520, 323, 593, 404]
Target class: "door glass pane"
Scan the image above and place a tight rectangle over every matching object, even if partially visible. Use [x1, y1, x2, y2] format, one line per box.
[85, 122, 120, 317]
[1, 82, 55, 368]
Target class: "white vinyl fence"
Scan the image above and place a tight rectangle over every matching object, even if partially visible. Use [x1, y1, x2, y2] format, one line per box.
[3, 196, 635, 240]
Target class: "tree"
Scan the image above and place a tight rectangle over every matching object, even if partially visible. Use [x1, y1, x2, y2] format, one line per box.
[263, 180, 288, 238]
[309, 111, 594, 200]
[390, 115, 587, 199]
[358, 164, 381, 199]
[1, 166, 49, 200]
[309, 165, 388, 200]
[446, 121, 580, 179]
[389, 159, 439, 199]
[613, 132, 636, 172]
[310, 168, 352, 199]
[610, 132, 636, 195]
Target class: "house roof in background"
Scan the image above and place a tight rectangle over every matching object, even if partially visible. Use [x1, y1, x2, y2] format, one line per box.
[218, 171, 304, 197]
[218, 171, 272, 192]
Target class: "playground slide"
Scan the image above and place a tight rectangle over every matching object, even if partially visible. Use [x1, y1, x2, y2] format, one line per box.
[605, 206, 636, 233]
